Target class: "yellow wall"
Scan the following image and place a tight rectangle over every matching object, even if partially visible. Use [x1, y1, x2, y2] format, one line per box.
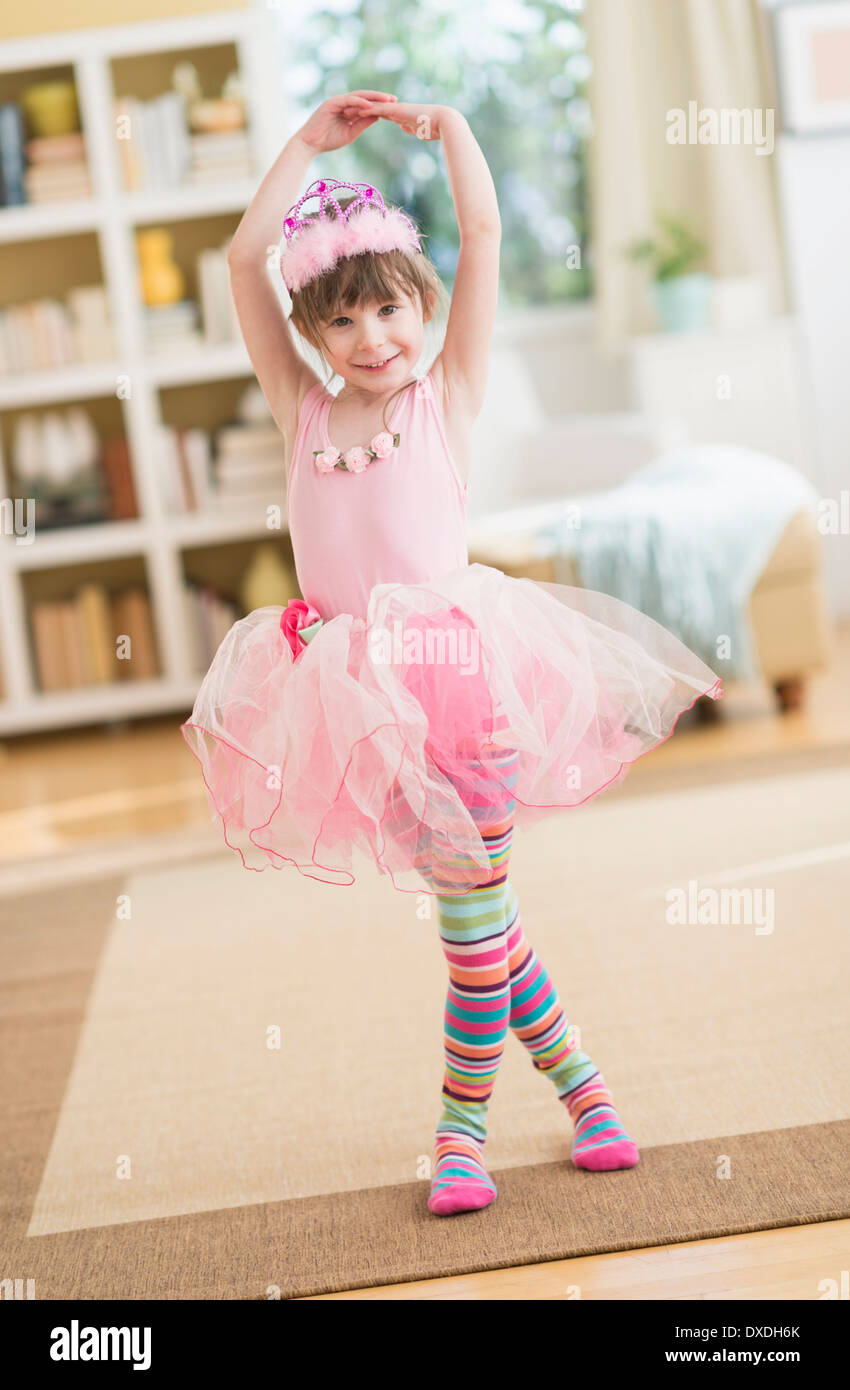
[0, 0, 246, 43]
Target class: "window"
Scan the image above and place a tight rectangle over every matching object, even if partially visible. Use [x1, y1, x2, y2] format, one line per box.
[273, 0, 592, 304]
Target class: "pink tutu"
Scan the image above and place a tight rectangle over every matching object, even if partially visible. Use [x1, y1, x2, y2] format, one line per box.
[180, 562, 723, 895]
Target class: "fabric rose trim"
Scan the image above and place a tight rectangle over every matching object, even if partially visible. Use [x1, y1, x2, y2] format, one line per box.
[280, 597, 324, 659]
[314, 430, 400, 473]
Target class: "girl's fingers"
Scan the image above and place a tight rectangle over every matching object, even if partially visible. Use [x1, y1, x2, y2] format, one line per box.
[339, 93, 395, 109]
[338, 94, 400, 124]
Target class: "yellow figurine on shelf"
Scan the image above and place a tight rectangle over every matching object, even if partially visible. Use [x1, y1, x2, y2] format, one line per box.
[137, 229, 184, 307]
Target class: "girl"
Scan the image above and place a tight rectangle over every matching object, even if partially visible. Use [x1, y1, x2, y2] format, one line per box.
[181, 92, 723, 1218]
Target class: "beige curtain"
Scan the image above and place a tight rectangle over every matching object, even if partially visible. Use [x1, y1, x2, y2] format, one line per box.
[584, 0, 789, 349]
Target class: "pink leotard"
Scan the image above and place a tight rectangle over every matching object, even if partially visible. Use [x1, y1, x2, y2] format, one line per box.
[286, 370, 469, 621]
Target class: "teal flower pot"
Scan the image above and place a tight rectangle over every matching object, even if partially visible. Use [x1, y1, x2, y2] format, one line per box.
[651, 273, 712, 332]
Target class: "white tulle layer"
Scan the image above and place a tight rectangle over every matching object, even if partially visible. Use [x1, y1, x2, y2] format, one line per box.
[180, 562, 723, 895]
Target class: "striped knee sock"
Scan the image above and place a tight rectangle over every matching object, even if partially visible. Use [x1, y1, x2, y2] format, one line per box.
[427, 744, 517, 1217]
[504, 877, 639, 1171]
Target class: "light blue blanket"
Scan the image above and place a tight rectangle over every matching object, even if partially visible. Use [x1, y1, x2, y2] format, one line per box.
[543, 445, 821, 681]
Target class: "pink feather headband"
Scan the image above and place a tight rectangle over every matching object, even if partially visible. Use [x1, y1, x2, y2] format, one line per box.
[278, 178, 422, 293]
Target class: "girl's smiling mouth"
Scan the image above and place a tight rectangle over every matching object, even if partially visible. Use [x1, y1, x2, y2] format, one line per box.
[354, 353, 400, 372]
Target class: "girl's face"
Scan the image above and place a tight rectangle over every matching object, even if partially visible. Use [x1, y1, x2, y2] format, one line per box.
[321, 288, 431, 391]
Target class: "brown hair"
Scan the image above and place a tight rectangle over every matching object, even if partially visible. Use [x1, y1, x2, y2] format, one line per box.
[286, 195, 450, 431]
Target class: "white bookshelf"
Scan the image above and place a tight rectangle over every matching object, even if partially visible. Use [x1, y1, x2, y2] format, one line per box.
[0, 8, 289, 736]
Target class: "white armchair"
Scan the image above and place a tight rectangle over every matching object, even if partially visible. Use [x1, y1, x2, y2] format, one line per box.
[466, 346, 682, 548]
[465, 348, 833, 713]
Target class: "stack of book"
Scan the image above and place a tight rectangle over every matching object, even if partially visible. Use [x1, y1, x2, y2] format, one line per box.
[186, 128, 252, 185]
[114, 93, 190, 190]
[143, 300, 204, 357]
[0, 285, 114, 374]
[24, 132, 91, 203]
[211, 422, 286, 508]
[30, 582, 159, 692]
[67, 286, 115, 363]
[181, 580, 241, 671]
[0, 105, 92, 207]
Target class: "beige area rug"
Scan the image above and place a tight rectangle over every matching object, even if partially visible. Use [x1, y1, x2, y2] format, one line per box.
[2, 761, 849, 1298]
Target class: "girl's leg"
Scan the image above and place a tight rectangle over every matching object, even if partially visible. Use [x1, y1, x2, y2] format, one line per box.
[425, 743, 517, 1216]
[503, 876, 639, 1170]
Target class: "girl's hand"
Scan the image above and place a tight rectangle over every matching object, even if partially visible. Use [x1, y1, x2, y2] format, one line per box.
[359, 100, 449, 142]
[296, 91, 398, 153]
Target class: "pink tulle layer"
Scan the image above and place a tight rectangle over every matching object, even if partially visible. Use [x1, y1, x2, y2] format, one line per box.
[180, 562, 723, 895]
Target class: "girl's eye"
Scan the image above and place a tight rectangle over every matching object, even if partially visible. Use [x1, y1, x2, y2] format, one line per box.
[330, 305, 397, 328]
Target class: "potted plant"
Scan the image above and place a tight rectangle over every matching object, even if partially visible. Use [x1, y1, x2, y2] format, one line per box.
[627, 213, 711, 332]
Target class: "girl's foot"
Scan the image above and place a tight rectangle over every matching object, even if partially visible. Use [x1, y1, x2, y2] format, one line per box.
[427, 1132, 497, 1215]
[562, 1072, 640, 1171]
[571, 1107, 640, 1170]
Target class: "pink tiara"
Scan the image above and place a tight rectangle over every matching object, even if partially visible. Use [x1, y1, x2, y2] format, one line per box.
[278, 178, 422, 293]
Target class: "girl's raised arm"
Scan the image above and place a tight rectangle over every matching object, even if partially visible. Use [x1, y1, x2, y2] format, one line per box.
[370, 101, 501, 421]
[437, 108, 502, 418]
[227, 134, 318, 444]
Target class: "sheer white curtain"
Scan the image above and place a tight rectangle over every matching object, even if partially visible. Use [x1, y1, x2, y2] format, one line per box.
[584, 0, 789, 348]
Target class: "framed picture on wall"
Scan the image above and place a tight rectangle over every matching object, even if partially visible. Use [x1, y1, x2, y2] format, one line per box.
[773, 0, 850, 133]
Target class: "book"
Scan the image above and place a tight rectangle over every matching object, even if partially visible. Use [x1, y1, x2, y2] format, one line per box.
[0, 102, 26, 207]
[215, 455, 283, 481]
[174, 429, 196, 511]
[7, 306, 34, 371]
[30, 601, 64, 691]
[76, 582, 116, 684]
[44, 299, 75, 367]
[137, 102, 159, 189]
[156, 427, 183, 512]
[28, 301, 54, 370]
[112, 587, 158, 680]
[161, 92, 191, 188]
[216, 424, 284, 453]
[181, 585, 204, 673]
[61, 600, 87, 688]
[25, 132, 86, 165]
[184, 429, 212, 509]
[114, 96, 143, 191]
[23, 159, 92, 202]
[100, 437, 137, 521]
[198, 247, 231, 344]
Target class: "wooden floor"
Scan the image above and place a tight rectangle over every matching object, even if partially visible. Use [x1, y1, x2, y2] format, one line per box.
[2, 627, 849, 1300]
